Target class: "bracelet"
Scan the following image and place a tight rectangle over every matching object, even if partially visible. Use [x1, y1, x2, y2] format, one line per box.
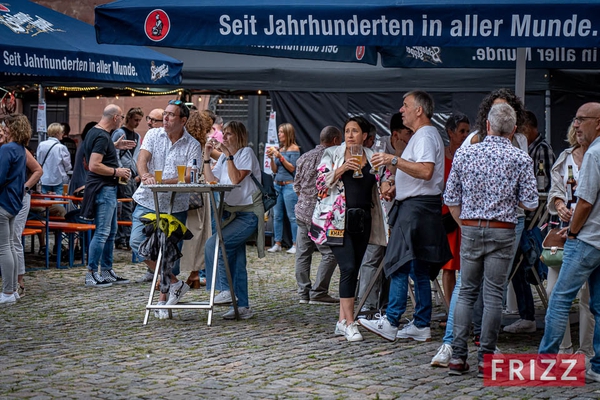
[203, 159, 211, 164]
[112, 168, 116, 177]
[227, 155, 234, 161]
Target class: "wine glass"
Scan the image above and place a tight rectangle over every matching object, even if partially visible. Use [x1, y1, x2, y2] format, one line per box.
[349, 144, 364, 178]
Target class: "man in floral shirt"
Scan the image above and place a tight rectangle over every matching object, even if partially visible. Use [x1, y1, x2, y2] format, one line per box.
[293, 126, 342, 305]
[443, 102, 538, 377]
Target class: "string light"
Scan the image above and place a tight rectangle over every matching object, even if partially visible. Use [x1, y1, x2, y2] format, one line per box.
[218, 99, 223, 104]
[239, 96, 243, 100]
[258, 90, 262, 95]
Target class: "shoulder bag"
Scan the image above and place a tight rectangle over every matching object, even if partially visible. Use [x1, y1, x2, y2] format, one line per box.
[251, 172, 278, 212]
[540, 228, 566, 268]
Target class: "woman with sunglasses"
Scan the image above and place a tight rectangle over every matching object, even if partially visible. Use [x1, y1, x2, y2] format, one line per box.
[0, 114, 31, 305]
[203, 121, 264, 319]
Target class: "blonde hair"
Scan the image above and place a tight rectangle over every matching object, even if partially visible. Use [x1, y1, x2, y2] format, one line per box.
[278, 123, 297, 149]
[565, 121, 579, 148]
[47, 122, 64, 138]
[4, 114, 31, 145]
[223, 121, 248, 149]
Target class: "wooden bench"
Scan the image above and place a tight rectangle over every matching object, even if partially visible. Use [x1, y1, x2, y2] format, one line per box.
[22, 228, 42, 236]
[118, 220, 132, 227]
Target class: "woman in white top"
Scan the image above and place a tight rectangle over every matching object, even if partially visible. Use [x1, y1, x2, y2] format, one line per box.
[203, 121, 262, 320]
[546, 121, 594, 357]
[36, 123, 72, 194]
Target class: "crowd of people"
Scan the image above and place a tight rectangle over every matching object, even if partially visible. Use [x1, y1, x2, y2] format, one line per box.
[2, 89, 600, 383]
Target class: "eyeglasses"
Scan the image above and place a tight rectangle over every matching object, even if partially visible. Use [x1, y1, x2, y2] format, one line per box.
[114, 114, 124, 119]
[146, 116, 161, 123]
[572, 116, 599, 124]
[162, 111, 179, 118]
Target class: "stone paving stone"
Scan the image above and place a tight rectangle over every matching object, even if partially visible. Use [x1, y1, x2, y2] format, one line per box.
[2, 247, 600, 398]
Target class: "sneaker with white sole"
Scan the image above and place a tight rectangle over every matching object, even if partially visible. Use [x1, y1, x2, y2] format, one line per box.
[0, 293, 16, 306]
[344, 321, 363, 342]
[358, 314, 398, 342]
[137, 271, 154, 283]
[154, 301, 168, 319]
[503, 319, 536, 333]
[101, 270, 130, 284]
[166, 281, 190, 305]
[222, 306, 254, 320]
[431, 343, 453, 367]
[286, 246, 297, 254]
[335, 319, 347, 336]
[396, 320, 431, 342]
[213, 290, 235, 304]
[85, 271, 113, 288]
[586, 368, 600, 383]
[267, 244, 282, 253]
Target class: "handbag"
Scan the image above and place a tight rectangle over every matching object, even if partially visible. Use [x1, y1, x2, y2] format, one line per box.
[188, 192, 204, 210]
[251, 172, 278, 212]
[540, 228, 566, 268]
[346, 208, 366, 234]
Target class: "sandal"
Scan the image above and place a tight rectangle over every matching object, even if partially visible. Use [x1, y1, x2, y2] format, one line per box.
[185, 276, 202, 289]
[17, 285, 25, 297]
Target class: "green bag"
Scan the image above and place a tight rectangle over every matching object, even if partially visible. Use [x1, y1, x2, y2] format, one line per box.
[540, 228, 565, 269]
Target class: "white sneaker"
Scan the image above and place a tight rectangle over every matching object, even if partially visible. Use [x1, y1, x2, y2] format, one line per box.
[396, 320, 431, 342]
[358, 314, 398, 342]
[213, 290, 234, 304]
[166, 281, 190, 305]
[267, 244, 282, 253]
[222, 306, 254, 320]
[344, 321, 363, 342]
[13, 291, 20, 302]
[154, 301, 168, 319]
[0, 293, 16, 306]
[431, 344, 453, 367]
[335, 319, 347, 336]
[503, 319, 536, 333]
[286, 246, 297, 254]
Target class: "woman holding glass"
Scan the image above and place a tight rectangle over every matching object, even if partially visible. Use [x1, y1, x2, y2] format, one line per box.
[310, 116, 386, 342]
[203, 121, 264, 320]
[267, 123, 300, 254]
[0, 114, 30, 305]
[546, 121, 594, 357]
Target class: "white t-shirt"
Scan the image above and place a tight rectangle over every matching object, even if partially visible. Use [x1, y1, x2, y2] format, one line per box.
[395, 125, 445, 201]
[212, 147, 261, 206]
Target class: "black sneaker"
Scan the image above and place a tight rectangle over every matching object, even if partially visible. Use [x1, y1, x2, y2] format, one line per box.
[85, 271, 113, 288]
[101, 270, 130, 284]
[448, 358, 470, 376]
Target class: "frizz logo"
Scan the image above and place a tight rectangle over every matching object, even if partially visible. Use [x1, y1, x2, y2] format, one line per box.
[145, 9, 170, 42]
[356, 46, 365, 60]
[483, 354, 585, 387]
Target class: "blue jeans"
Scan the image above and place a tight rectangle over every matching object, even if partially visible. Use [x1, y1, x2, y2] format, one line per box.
[273, 183, 298, 243]
[205, 211, 258, 308]
[539, 239, 600, 373]
[42, 184, 63, 195]
[87, 185, 118, 272]
[130, 204, 187, 276]
[443, 270, 461, 345]
[386, 259, 432, 328]
[452, 226, 515, 362]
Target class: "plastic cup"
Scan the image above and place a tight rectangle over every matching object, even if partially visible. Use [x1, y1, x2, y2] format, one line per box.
[155, 170, 163, 184]
[177, 165, 186, 184]
[63, 183, 69, 194]
[349, 145, 364, 178]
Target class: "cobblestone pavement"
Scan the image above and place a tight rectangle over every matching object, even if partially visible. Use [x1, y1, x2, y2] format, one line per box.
[2, 247, 600, 399]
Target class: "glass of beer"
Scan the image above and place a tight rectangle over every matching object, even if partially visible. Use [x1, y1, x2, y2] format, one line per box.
[62, 183, 69, 195]
[177, 165, 186, 184]
[155, 170, 163, 184]
[349, 144, 364, 178]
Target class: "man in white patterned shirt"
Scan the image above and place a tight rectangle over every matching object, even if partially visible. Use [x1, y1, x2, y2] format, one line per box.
[130, 100, 201, 317]
[443, 102, 538, 377]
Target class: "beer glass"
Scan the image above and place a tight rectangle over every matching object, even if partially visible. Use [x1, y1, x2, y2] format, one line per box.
[177, 165, 186, 184]
[349, 144, 363, 178]
[155, 170, 163, 184]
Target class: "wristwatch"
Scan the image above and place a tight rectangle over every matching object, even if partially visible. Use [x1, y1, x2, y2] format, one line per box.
[391, 156, 398, 166]
[567, 229, 578, 239]
[227, 155, 234, 161]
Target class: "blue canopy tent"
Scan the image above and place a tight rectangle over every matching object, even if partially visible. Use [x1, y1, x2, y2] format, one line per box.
[0, 0, 183, 86]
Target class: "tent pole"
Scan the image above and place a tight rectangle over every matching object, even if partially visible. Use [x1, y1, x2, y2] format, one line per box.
[515, 48, 527, 104]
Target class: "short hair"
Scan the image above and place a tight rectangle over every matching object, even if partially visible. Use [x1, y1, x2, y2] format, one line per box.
[186, 111, 212, 147]
[126, 107, 144, 123]
[278, 123, 297, 148]
[320, 126, 342, 145]
[81, 121, 97, 141]
[103, 104, 120, 118]
[344, 115, 371, 135]
[4, 114, 31, 146]
[445, 113, 470, 133]
[487, 103, 516, 136]
[47, 122, 64, 138]
[389, 113, 407, 132]
[404, 90, 434, 119]
[61, 122, 71, 135]
[204, 110, 217, 125]
[223, 121, 248, 149]
[215, 115, 224, 125]
[524, 110, 538, 129]
[167, 100, 189, 120]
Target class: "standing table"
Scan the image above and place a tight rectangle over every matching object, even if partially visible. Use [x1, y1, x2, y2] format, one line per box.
[142, 183, 237, 326]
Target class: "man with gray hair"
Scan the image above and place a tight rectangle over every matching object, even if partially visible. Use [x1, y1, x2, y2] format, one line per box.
[293, 126, 342, 305]
[443, 102, 538, 376]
